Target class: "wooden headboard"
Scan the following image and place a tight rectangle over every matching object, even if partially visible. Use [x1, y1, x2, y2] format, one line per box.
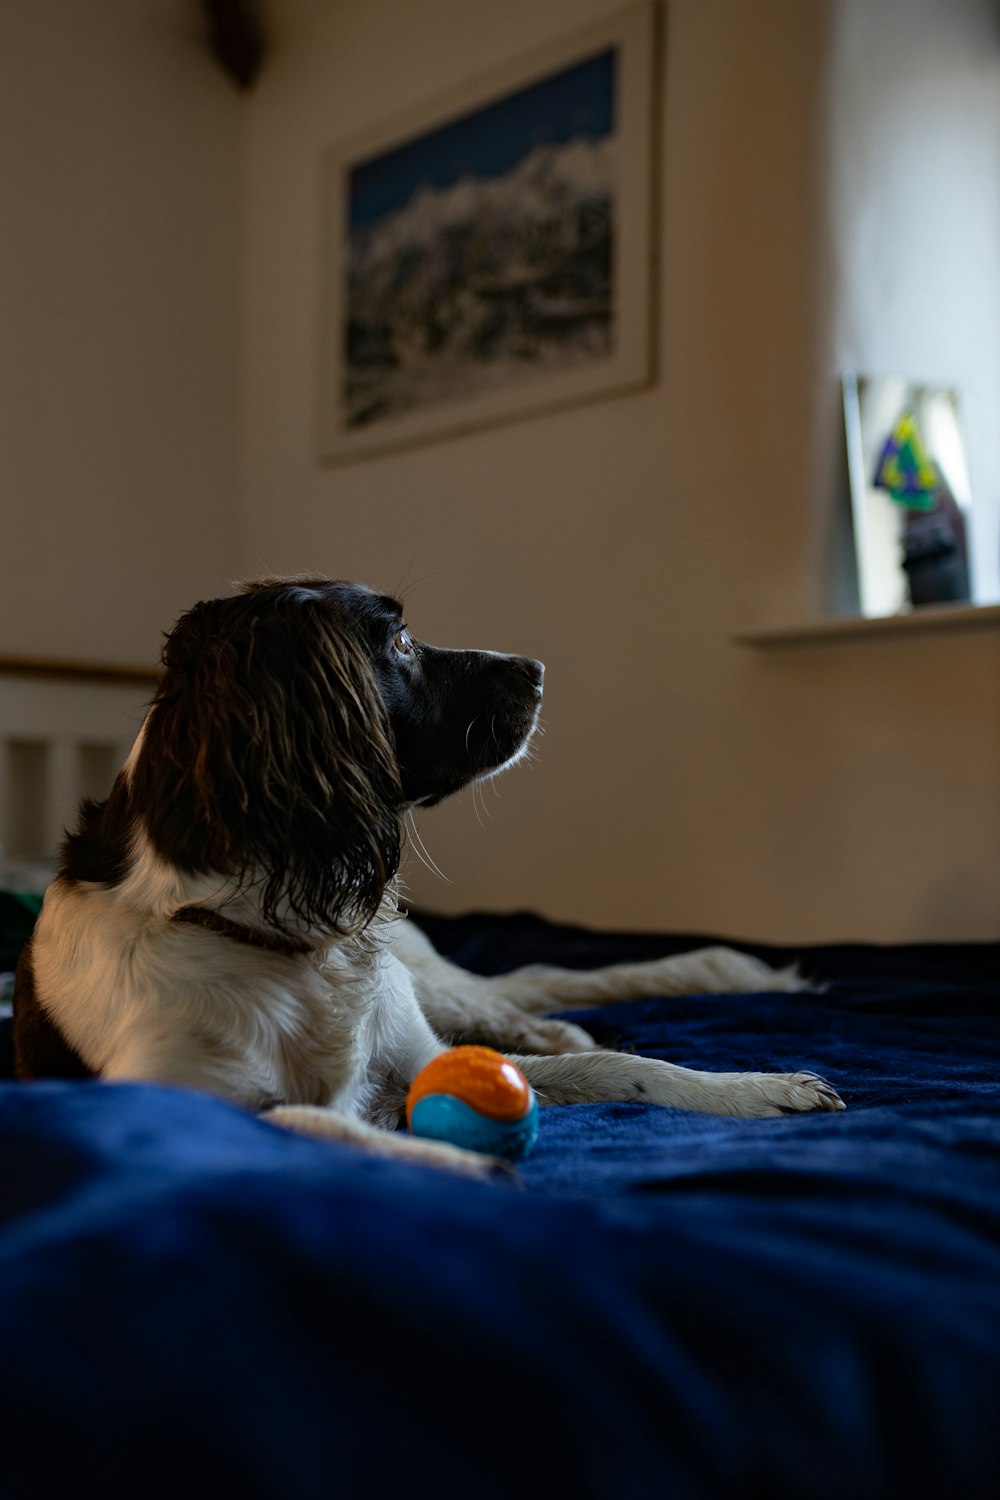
[0, 658, 157, 871]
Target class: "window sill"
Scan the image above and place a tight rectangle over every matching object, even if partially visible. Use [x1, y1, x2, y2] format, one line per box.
[734, 602, 1000, 648]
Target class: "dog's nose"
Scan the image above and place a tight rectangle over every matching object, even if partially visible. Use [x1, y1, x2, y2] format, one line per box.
[517, 657, 545, 689]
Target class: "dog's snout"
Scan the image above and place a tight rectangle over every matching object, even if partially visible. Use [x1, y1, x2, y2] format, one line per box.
[517, 657, 545, 690]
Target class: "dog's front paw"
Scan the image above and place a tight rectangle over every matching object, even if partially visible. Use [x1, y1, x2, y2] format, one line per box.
[495, 1013, 597, 1054]
[452, 1008, 596, 1055]
[728, 1070, 845, 1117]
[507, 1015, 597, 1054]
[263, 1105, 511, 1179]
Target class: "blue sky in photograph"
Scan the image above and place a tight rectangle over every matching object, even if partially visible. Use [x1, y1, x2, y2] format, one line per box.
[349, 48, 617, 230]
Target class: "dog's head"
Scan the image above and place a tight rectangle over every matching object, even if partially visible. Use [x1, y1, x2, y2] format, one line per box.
[127, 577, 543, 934]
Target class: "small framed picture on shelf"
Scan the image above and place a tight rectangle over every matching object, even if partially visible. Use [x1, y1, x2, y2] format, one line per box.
[319, 2, 659, 464]
[842, 373, 974, 617]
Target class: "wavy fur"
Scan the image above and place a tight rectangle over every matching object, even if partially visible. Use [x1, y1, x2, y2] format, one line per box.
[134, 580, 402, 936]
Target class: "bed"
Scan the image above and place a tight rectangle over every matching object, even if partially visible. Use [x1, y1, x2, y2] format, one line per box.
[2, 672, 999, 1497]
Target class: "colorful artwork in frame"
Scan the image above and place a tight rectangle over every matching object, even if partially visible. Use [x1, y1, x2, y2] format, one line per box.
[842, 373, 975, 617]
[319, 3, 658, 464]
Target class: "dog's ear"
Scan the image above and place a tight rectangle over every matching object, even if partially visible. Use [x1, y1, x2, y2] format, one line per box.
[134, 586, 402, 935]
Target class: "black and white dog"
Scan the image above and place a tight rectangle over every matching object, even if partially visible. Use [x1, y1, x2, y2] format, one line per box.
[14, 578, 843, 1174]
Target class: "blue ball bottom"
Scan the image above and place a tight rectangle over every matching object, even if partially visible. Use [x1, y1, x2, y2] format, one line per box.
[409, 1093, 539, 1162]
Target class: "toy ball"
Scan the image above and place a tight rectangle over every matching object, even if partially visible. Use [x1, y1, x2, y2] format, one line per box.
[406, 1046, 538, 1162]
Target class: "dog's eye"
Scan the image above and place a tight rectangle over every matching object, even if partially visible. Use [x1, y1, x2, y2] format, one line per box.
[393, 630, 415, 657]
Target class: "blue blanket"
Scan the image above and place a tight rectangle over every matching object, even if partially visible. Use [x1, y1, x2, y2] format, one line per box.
[1, 913, 999, 1497]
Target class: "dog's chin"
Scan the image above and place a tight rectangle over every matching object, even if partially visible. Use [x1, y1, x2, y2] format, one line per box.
[473, 708, 541, 786]
[405, 705, 541, 810]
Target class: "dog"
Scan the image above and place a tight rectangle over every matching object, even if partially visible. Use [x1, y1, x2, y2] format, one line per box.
[13, 577, 843, 1176]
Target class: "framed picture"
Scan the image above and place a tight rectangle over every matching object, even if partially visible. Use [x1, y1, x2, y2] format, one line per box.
[319, 3, 659, 464]
[842, 373, 975, 617]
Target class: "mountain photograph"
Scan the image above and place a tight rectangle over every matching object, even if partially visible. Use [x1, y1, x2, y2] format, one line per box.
[343, 48, 618, 432]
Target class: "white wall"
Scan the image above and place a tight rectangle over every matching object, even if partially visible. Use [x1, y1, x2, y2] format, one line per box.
[241, 0, 1000, 942]
[4, 0, 999, 942]
[0, 0, 243, 665]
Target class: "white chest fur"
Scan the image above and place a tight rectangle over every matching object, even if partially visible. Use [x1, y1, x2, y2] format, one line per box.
[30, 876, 441, 1118]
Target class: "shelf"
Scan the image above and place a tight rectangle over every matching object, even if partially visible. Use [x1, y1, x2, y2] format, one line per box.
[734, 602, 1000, 648]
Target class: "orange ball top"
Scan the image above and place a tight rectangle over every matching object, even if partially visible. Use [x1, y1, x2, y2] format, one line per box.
[406, 1046, 533, 1125]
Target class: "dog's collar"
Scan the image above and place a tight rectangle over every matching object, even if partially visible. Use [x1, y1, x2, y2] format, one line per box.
[170, 904, 312, 958]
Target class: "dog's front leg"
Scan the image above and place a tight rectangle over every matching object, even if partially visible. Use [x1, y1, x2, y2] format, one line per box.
[263, 1105, 508, 1178]
[394, 921, 807, 1054]
[392, 919, 597, 1055]
[514, 1051, 844, 1118]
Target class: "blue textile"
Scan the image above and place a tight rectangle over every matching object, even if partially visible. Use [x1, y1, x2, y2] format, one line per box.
[1, 913, 998, 1498]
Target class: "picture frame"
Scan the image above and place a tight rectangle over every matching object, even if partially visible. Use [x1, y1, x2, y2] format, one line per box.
[318, 2, 659, 465]
[842, 373, 975, 617]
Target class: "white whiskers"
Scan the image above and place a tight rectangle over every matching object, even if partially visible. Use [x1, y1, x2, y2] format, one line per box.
[404, 809, 451, 884]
